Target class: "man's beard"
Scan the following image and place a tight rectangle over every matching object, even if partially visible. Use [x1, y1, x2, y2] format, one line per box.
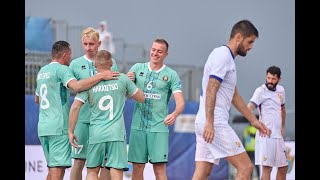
[265, 80, 278, 91]
[236, 43, 247, 57]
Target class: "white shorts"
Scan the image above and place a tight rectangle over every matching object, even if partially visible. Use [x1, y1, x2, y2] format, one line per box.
[194, 123, 245, 165]
[255, 136, 288, 167]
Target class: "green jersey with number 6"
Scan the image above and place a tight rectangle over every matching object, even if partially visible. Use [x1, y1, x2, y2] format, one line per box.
[129, 62, 182, 132]
[36, 62, 76, 136]
[75, 73, 138, 144]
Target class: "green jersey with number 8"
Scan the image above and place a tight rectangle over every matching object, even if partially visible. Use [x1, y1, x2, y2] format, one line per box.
[36, 62, 76, 136]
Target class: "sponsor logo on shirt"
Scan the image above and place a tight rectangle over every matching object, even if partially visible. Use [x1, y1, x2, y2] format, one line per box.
[144, 93, 161, 99]
[139, 72, 144, 76]
[81, 65, 86, 70]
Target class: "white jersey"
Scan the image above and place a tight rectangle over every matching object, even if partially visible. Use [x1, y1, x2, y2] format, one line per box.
[249, 84, 285, 138]
[195, 45, 237, 125]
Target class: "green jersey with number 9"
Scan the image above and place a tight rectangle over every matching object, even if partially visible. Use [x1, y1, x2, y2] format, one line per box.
[75, 73, 138, 144]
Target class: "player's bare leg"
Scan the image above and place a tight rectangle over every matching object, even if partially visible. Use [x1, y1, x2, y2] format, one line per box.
[261, 166, 272, 180]
[70, 159, 86, 180]
[110, 168, 123, 180]
[48, 167, 66, 180]
[226, 152, 253, 180]
[153, 163, 167, 180]
[276, 166, 288, 180]
[86, 167, 100, 180]
[192, 161, 214, 180]
[98, 167, 111, 180]
[131, 163, 146, 180]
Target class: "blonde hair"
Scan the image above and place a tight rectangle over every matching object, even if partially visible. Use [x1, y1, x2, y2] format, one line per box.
[82, 27, 99, 41]
[95, 50, 112, 66]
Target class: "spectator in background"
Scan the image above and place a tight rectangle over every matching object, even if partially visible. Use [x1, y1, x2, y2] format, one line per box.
[243, 124, 259, 179]
[98, 20, 116, 55]
[247, 65, 288, 180]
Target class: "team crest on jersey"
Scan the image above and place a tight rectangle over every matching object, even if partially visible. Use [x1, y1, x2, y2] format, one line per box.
[162, 75, 168, 81]
[81, 65, 86, 70]
[178, 80, 182, 88]
[277, 94, 282, 102]
[139, 72, 144, 76]
[235, 141, 241, 147]
[263, 156, 268, 161]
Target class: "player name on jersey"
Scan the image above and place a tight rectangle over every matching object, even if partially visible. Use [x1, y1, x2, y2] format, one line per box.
[37, 72, 51, 80]
[92, 83, 119, 92]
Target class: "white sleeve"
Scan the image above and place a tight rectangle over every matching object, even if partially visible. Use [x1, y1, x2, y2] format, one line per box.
[207, 51, 229, 82]
[250, 87, 263, 107]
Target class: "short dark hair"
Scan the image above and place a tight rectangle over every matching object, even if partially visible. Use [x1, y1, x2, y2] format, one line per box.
[154, 38, 169, 51]
[230, 19, 259, 39]
[267, 65, 281, 78]
[52, 40, 70, 59]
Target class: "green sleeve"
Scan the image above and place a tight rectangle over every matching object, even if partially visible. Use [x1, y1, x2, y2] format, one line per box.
[111, 58, 119, 72]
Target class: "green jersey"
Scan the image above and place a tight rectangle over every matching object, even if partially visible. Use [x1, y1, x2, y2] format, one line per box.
[111, 58, 119, 72]
[69, 55, 119, 123]
[75, 73, 138, 144]
[129, 62, 182, 132]
[36, 62, 76, 136]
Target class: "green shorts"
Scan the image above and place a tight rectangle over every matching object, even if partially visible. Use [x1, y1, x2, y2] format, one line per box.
[39, 134, 71, 167]
[71, 122, 89, 159]
[128, 130, 168, 164]
[86, 141, 128, 171]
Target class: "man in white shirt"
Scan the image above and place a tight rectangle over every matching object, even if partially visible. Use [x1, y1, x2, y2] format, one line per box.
[192, 19, 271, 180]
[248, 65, 288, 180]
[98, 20, 115, 55]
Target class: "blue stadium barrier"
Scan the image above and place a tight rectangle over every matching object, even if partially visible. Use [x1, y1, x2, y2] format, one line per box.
[25, 95, 228, 179]
[25, 16, 54, 52]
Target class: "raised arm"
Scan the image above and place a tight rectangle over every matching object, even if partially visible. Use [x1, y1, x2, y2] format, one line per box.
[164, 92, 185, 126]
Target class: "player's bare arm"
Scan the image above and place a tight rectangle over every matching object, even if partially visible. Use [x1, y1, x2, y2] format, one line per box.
[131, 88, 145, 103]
[68, 70, 120, 93]
[247, 102, 256, 112]
[203, 78, 220, 143]
[34, 94, 39, 104]
[127, 71, 135, 81]
[68, 99, 84, 148]
[232, 87, 271, 137]
[164, 92, 185, 126]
